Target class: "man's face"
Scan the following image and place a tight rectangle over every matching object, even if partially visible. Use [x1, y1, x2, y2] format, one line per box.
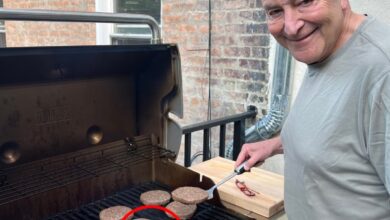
[263, 0, 347, 64]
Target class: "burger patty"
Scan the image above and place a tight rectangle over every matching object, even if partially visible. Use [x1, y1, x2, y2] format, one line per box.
[171, 186, 208, 204]
[140, 190, 171, 205]
[99, 206, 133, 220]
[165, 201, 197, 219]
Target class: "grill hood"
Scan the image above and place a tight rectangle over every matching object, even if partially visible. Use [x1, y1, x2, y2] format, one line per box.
[0, 44, 183, 168]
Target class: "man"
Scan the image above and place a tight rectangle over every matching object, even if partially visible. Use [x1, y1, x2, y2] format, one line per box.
[235, 0, 390, 219]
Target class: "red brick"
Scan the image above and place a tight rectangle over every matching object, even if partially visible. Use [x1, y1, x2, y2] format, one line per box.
[4, 0, 95, 46]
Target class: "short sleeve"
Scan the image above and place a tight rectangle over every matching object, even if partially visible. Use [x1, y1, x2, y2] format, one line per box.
[367, 73, 390, 194]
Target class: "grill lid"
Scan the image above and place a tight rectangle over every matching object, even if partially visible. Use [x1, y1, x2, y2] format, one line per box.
[0, 44, 183, 168]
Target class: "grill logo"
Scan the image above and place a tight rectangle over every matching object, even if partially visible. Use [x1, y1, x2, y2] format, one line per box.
[36, 106, 70, 125]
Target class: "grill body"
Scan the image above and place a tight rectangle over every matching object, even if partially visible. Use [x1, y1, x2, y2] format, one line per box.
[0, 45, 248, 219]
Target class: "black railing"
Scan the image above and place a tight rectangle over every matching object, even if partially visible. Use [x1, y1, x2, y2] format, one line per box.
[182, 106, 257, 167]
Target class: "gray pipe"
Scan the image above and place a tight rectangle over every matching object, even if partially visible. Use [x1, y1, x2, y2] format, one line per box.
[226, 43, 292, 158]
[0, 8, 161, 44]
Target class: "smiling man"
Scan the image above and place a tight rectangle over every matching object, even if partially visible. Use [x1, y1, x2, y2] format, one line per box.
[235, 0, 390, 219]
[266, 0, 365, 64]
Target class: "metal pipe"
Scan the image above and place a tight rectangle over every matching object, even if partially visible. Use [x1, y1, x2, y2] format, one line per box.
[245, 44, 292, 142]
[0, 8, 162, 44]
[226, 43, 292, 158]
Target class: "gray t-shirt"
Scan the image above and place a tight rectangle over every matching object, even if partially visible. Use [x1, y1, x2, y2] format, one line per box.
[281, 16, 390, 220]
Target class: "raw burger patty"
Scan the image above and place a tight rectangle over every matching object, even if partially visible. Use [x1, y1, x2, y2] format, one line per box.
[166, 201, 196, 219]
[99, 206, 133, 220]
[171, 186, 208, 204]
[140, 190, 171, 205]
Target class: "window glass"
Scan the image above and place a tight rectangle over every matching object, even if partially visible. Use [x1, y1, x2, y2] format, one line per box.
[112, 0, 161, 45]
[0, 0, 4, 27]
[0, 0, 3, 27]
[116, 0, 160, 23]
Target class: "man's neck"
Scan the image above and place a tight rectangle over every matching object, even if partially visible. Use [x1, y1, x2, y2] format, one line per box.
[336, 12, 366, 52]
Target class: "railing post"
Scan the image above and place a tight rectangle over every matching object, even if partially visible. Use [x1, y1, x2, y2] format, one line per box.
[184, 133, 192, 167]
[233, 119, 245, 160]
[182, 106, 257, 164]
[219, 124, 226, 157]
[203, 128, 210, 161]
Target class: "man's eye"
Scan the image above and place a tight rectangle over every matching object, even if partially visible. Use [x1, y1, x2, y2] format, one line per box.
[266, 9, 283, 20]
[298, 0, 313, 6]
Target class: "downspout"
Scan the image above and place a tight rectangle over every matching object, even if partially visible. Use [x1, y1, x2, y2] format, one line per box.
[226, 42, 292, 158]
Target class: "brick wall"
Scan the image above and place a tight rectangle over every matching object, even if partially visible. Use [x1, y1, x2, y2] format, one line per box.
[162, 0, 270, 164]
[3, 0, 96, 46]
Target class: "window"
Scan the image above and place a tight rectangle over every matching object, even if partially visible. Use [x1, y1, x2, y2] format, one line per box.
[0, 0, 5, 47]
[112, 0, 161, 45]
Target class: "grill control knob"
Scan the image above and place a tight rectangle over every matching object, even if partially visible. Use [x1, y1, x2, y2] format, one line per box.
[87, 125, 103, 145]
[0, 142, 21, 164]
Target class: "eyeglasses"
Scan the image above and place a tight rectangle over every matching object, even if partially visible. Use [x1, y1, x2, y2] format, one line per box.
[235, 179, 258, 197]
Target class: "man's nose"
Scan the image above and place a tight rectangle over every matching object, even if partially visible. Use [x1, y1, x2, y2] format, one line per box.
[283, 10, 304, 37]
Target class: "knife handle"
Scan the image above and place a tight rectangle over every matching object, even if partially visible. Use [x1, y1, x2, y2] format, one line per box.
[234, 160, 248, 174]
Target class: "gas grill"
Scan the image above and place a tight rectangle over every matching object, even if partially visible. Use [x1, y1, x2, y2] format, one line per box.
[0, 9, 251, 220]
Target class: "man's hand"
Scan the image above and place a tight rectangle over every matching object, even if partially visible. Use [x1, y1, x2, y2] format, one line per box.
[234, 136, 283, 170]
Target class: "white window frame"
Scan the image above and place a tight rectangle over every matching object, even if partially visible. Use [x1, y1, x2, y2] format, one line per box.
[95, 0, 114, 45]
[95, 0, 161, 45]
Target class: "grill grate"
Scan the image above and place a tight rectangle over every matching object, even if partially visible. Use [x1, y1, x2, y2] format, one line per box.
[0, 136, 176, 206]
[47, 181, 244, 220]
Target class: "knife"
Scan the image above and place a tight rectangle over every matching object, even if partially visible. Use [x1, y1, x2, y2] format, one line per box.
[206, 160, 248, 199]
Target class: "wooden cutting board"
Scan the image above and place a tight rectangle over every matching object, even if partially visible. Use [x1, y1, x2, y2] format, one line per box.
[190, 157, 284, 219]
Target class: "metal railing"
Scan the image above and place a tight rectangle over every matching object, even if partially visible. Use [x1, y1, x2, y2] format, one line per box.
[182, 106, 257, 167]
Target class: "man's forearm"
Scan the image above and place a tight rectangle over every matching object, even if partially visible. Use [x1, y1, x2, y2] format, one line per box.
[270, 135, 283, 156]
